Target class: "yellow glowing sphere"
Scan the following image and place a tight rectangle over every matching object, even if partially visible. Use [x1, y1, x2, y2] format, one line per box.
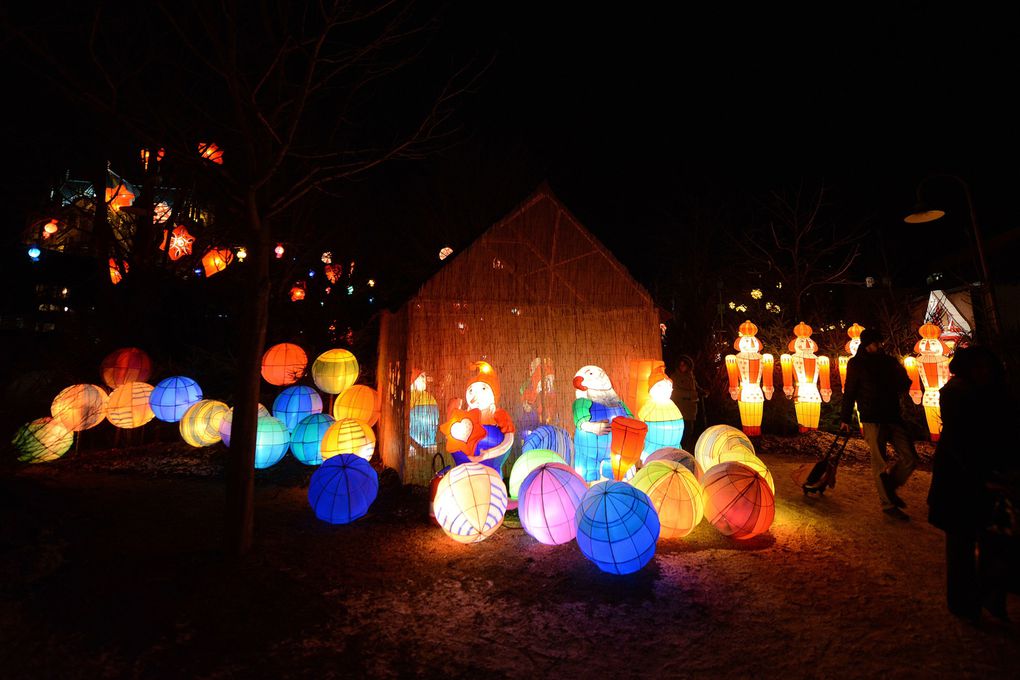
[106, 382, 155, 429]
[712, 449, 775, 494]
[180, 399, 230, 447]
[630, 461, 705, 539]
[321, 417, 375, 461]
[694, 424, 755, 473]
[311, 349, 359, 395]
[332, 385, 379, 426]
[51, 384, 108, 432]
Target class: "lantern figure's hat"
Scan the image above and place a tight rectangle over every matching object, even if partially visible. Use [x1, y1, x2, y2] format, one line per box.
[919, 323, 942, 340]
[793, 321, 813, 338]
[847, 323, 864, 340]
[738, 320, 758, 337]
[648, 365, 670, 389]
[469, 361, 500, 404]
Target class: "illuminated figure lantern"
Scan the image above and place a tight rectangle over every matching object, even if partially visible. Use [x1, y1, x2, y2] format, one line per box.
[507, 448, 566, 501]
[638, 365, 685, 455]
[518, 463, 588, 545]
[780, 322, 831, 432]
[724, 321, 775, 436]
[51, 384, 108, 431]
[149, 376, 203, 423]
[254, 416, 290, 468]
[522, 424, 574, 468]
[106, 382, 155, 429]
[13, 417, 74, 463]
[333, 385, 379, 426]
[261, 343, 308, 386]
[312, 349, 359, 395]
[837, 323, 865, 390]
[432, 462, 508, 544]
[272, 385, 323, 432]
[631, 461, 705, 539]
[408, 369, 439, 448]
[290, 413, 334, 465]
[307, 454, 379, 524]
[575, 480, 660, 574]
[572, 365, 633, 483]
[179, 399, 229, 447]
[321, 417, 376, 461]
[218, 403, 271, 447]
[439, 362, 515, 473]
[694, 424, 756, 473]
[702, 461, 775, 539]
[100, 347, 152, 389]
[906, 323, 952, 442]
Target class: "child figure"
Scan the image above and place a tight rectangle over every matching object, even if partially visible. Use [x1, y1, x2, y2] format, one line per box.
[724, 321, 774, 436]
[780, 322, 831, 432]
[440, 361, 515, 472]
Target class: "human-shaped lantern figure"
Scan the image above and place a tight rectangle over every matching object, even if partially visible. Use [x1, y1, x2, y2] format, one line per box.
[408, 369, 439, 448]
[572, 365, 633, 483]
[906, 323, 951, 442]
[439, 362, 515, 473]
[638, 365, 685, 456]
[837, 323, 865, 433]
[780, 322, 831, 432]
[724, 321, 774, 437]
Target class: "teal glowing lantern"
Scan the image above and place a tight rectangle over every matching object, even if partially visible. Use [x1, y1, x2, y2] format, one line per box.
[254, 416, 290, 468]
[272, 385, 323, 431]
[149, 376, 203, 423]
[575, 480, 660, 574]
[307, 454, 379, 524]
[507, 448, 566, 501]
[290, 413, 334, 465]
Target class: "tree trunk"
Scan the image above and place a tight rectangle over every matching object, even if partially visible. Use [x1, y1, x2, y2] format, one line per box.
[225, 195, 270, 557]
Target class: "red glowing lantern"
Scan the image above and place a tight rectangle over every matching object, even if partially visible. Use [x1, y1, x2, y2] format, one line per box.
[324, 263, 342, 283]
[197, 141, 224, 165]
[160, 225, 195, 261]
[702, 461, 775, 539]
[202, 248, 234, 277]
[100, 347, 153, 389]
[109, 258, 127, 285]
[261, 343, 308, 386]
[290, 281, 306, 302]
[43, 219, 59, 238]
[609, 416, 647, 480]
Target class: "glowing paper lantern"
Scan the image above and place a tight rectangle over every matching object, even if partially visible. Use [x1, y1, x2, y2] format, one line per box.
[710, 448, 775, 494]
[432, 463, 508, 544]
[106, 382, 155, 429]
[575, 480, 660, 574]
[149, 376, 203, 423]
[218, 403, 271, 447]
[100, 347, 153, 388]
[261, 343, 308, 386]
[290, 413, 334, 465]
[630, 461, 704, 539]
[179, 399, 229, 447]
[694, 424, 755, 473]
[724, 321, 774, 436]
[573, 364, 632, 483]
[911, 322, 951, 442]
[312, 349, 359, 395]
[638, 366, 685, 453]
[160, 225, 195, 261]
[197, 141, 224, 164]
[702, 461, 775, 539]
[333, 385, 379, 426]
[307, 454, 379, 524]
[51, 384, 108, 431]
[838, 323, 865, 390]
[609, 416, 647, 481]
[522, 425, 574, 467]
[646, 447, 702, 478]
[13, 417, 73, 463]
[253, 416, 290, 468]
[272, 385, 323, 431]
[780, 322, 830, 432]
[518, 463, 588, 545]
[507, 449, 566, 501]
[321, 417, 375, 461]
[201, 247, 233, 277]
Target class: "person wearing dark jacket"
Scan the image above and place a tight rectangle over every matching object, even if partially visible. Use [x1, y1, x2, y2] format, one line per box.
[927, 345, 1014, 622]
[840, 328, 917, 520]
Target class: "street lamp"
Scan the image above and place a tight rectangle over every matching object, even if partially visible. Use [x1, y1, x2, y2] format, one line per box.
[904, 174, 1000, 342]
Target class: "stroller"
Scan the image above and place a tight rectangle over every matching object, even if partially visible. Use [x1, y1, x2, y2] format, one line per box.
[795, 432, 851, 495]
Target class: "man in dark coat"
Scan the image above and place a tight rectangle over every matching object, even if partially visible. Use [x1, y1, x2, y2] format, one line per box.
[840, 328, 917, 520]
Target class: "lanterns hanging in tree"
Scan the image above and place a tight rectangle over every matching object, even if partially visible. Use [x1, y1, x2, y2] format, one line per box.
[13, 417, 74, 463]
[160, 225, 195, 261]
[333, 385, 380, 426]
[180, 399, 230, 447]
[106, 382, 156, 429]
[308, 454, 379, 524]
[197, 141, 224, 164]
[290, 413, 334, 465]
[432, 462, 508, 544]
[272, 385, 323, 431]
[518, 463, 588, 545]
[631, 461, 705, 539]
[312, 349, 359, 395]
[51, 384, 108, 431]
[100, 347, 153, 389]
[149, 376, 203, 423]
[702, 461, 775, 539]
[201, 248, 234, 277]
[575, 480, 660, 574]
[261, 343, 308, 386]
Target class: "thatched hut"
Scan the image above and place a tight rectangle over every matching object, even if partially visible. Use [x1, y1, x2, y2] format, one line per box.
[376, 185, 661, 485]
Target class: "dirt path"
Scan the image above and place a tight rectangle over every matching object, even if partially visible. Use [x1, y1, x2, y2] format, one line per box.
[1, 444, 1017, 678]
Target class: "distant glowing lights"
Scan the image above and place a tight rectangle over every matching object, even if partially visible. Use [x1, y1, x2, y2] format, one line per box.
[439, 246, 453, 261]
[275, 244, 285, 259]
[236, 247, 247, 261]
[28, 245, 41, 261]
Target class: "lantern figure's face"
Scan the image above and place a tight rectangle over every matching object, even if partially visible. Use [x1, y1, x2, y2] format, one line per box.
[466, 381, 495, 410]
[648, 379, 673, 402]
[574, 365, 612, 392]
[737, 335, 762, 353]
[793, 336, 818, 354]
[412, 373, 428, 392]
[917, 338, 945, 356]
[847, 337, 861, 356]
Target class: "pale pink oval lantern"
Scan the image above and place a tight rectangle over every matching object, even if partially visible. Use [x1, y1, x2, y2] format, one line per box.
[518, 462, 588, 545]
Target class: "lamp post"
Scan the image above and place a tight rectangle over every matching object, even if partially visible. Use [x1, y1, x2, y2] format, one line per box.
[904, 174, 1000, 342]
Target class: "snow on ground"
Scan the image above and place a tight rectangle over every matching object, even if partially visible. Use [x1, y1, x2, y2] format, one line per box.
[1, 435, 1017, 678]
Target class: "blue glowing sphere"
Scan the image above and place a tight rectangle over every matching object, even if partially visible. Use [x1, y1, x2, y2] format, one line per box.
[272, 385, 323, 431]
[28, 245, 42, 260]
[149, 376, 203, 423]
[523, 425, 574, 468]
[290, 413, 334, 465]
[575, 480, 660, 575]
[307, 454, 379, 524]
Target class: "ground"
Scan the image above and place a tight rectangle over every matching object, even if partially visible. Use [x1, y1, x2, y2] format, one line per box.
[1, 433, 1017, 679]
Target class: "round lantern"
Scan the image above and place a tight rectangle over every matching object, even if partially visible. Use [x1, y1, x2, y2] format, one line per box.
[711, 449, 775, 494]
[575, 480, 660, 575]
[290, 413, 334, 465]
[261, 342, 308, 386]
[100, 347, 153, 388]
[51, 384, 108, 431]
[180, 399, 229, 447]
[106, 382, 155, 429]
[254, 416, 290, 468]
[694, 424, 755, 473]
[646, 447, 702, 480]
[13, 417, 74, 463]
[320, 417, 375, 461]
[307, 454, 379, 524]
[311, 349, 359, 395]
[522, 425, 574, 467]
[333, 385, 379, 426]
[432, 463, 508, 544]
[518, 463, 588, 545]
[149, 376, 203, 423]
[631, 461, 704, 539]
[507, 448, 566, 501]
[702, 461, 775, 539]
[219, 403, 271, 447]
[272, 385, 323, 431]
